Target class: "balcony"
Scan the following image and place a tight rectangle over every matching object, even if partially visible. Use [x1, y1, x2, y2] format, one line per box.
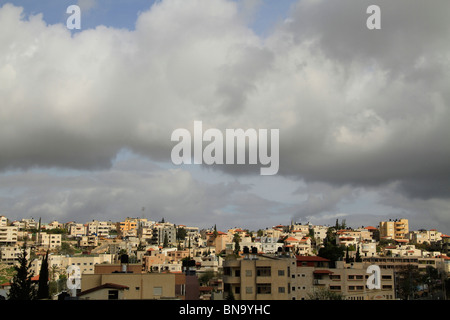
[313, 279, 326, 286]
[223, 275, 241, 284]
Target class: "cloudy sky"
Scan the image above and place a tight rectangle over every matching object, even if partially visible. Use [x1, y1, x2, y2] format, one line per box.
[0, 0, 449, 233]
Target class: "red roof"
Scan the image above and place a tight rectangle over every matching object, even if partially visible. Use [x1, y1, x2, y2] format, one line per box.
[365, 226, 377, 230]
[313, 270, 334, 274]
[296, 255, 330, 262]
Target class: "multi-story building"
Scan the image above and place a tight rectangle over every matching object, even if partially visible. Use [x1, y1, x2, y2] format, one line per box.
[0, 226, 18, 246]
[45, 220, 64, 230]
[259, 237, 283, 254]
[87, 220, 110, 237]
[206, 231, 231, 254]
[119, 218, 138, 236]
[380, 218, 409, 241]
[0, 245, 31, 264]
[80, 273, 177, 300]
[0, 215, 8, 227]
[409, 229, 441, 244]
[37, 233, 62, 249]
[78, 235, 99, 248]
[291, 258, 395, 300]
[310, 225, 329, 246]
[223, 254, 396, 301]
[31, 253, 114, 277]
[68, 223, 87, 237]
[223, 254, 292, 300]
[21, 218, 38, 230]
[151, 223, 177, 247]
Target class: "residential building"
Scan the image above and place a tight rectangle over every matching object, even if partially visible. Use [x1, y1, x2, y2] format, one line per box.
[0, 226, 18, 245]
[80, 273, 177, 300]
[87, 220, 111, 237]
[68, 223, 87, 237]
[292, 257, 395, 300]
[380, 218, 409, 241]
[0, 215, 8, 227]
[409, 229, 441, 244]
[37, 233, 62, 249]
[223, 254, 292, 300]
[0, 245, 31, 264]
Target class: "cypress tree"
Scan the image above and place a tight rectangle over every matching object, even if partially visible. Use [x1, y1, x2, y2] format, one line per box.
[8, 243, 36, 300]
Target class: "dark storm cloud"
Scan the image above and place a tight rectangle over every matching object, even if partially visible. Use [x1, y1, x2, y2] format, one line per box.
[1, 0, 450, 231]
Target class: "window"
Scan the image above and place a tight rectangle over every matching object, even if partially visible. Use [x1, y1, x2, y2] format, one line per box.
[246, 287, 253, 294]
[257, 284, 271, 294]
[108, 290, 119, 300]
[153, 287, 162, 296]
[278, 287, 285, 293]
[245, 270, 252, 277]
[235, 269, 240, 277]
[330, 286, 341, 291]
[278, 270, 285, 276]
[256, 267, 271, 277]
[235, 286, 241, 294]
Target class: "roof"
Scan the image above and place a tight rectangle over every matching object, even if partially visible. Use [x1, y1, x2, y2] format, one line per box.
[2, 275, 42, 287]
[296, 255, 330, 262]
[77, 283, 129, 297]
[284, 237, 300, 242]
[365, 226, 377, 230]
[313, 270, 334, 274]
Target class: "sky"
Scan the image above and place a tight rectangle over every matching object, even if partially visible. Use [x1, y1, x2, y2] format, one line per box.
[0, 0, 449, 233]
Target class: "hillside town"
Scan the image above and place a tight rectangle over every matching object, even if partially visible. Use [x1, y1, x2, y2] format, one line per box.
[1, 215, 449, 300]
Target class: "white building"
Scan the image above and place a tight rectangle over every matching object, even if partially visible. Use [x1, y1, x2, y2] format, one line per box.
[0, 226, 18, 245]
[0, 216, 8, 227]
[38, 233, 62, 249]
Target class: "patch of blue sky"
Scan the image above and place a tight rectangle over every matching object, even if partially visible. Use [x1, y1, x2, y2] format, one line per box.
[0, 0, 296, 35]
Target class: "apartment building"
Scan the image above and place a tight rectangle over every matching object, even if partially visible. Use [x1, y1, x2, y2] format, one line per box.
[78, 235, 99, 248]
[0, 245, 31, 264]
[0, 226, 18, 246]
[223, 254, 292, 300]
[68, 223, 87, 237]
[409, 229, 441, 244]
[310, 225, 329, 246]
[119, 218, 138, 236]
[87, 220, 111, 237]
[80, 273, 177, 300]
[0, 215, 7, 227]
[151, 223, 177, 247]
[45, 220, 64, 230]
[380, 218, 409, 241]
[292, 258, 395, 300]
[259, 237, 283, 254]
[37, 233, 62, 249]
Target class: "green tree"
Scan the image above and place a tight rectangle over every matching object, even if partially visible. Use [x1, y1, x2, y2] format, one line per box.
[233, 233, 240, 256]
[176, 227, 187, 241]
[37, 251, 50, 299]
[199, 271, 215, 286]
[355, 247, 362, 262]
[396, 265, 421, 300]
[58, 242, 75, 256]
[307, 287, 344, 300]
[8, 243, 37, 300]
